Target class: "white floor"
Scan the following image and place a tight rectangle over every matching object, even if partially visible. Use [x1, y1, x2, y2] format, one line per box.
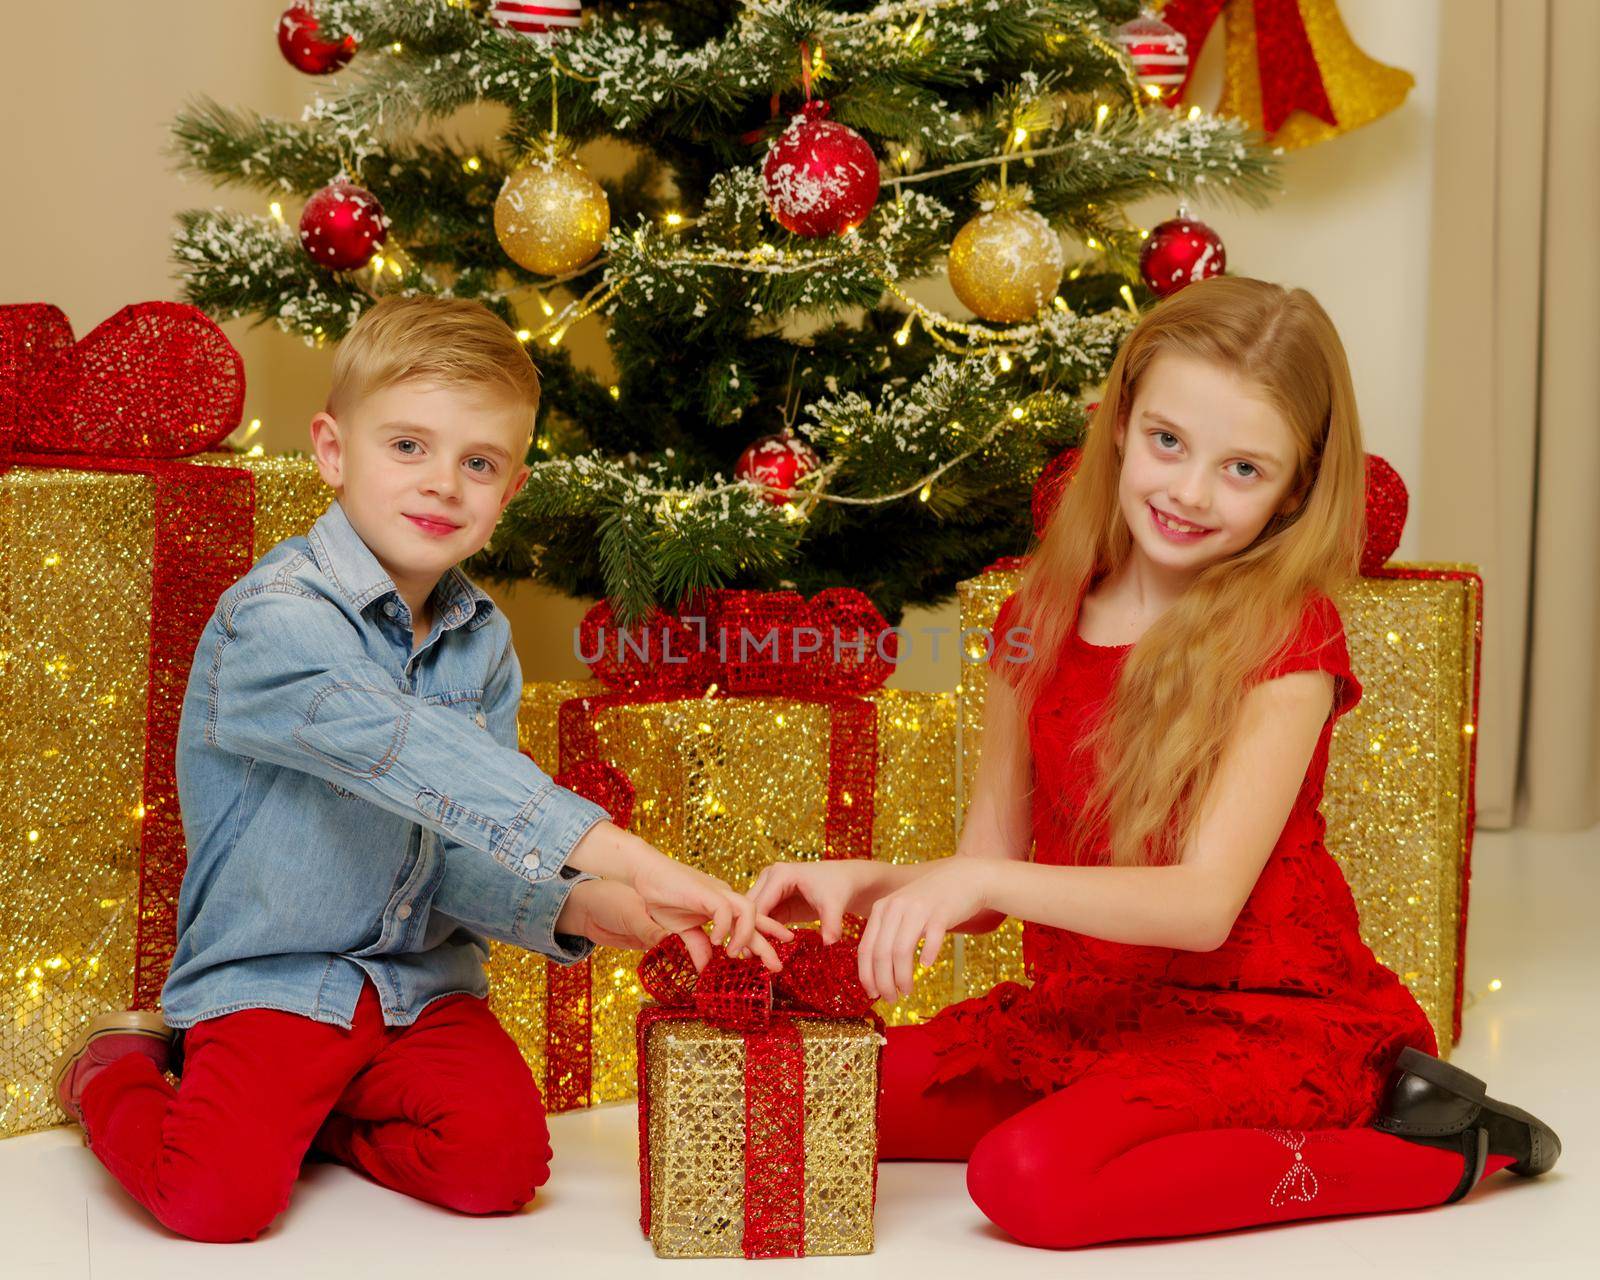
[1, 825, 1593, 1280]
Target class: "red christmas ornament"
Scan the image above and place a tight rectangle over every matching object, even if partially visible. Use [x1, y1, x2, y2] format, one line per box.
[761, 101, 880, 238]
[489, 0, 583, 41]
[1115, 8, 1190, 106]
[734, 430, 820, 504]
[298, 180, 389, 271]
[1139, 208, 1226, 298]
[276, 4, 357, 75]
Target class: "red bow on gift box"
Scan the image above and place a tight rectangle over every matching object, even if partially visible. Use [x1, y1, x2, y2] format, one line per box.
[579, 586, 897, 696]
[636, 929, 884, 1259]
[0, 301, 252, 1008]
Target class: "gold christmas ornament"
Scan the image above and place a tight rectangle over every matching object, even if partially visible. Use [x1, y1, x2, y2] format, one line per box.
[946, 185, 1065, 324]
[494, 150, 610, 276]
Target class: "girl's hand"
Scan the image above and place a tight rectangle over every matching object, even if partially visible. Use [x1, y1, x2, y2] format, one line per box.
[631, 854, 794, 972]
[746, 861, 885, 944]
[857, 860, 993, 1001]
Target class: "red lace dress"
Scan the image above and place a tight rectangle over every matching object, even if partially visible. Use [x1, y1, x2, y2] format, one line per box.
[924, 590, 1437, 1130]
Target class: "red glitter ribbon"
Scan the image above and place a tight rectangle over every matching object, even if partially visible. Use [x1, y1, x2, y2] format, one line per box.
[1, 302, 251, 1011]
[540, 588, 892, 1111]
[1159, 0, 1337, 135]
[635, 931, 881, 1259]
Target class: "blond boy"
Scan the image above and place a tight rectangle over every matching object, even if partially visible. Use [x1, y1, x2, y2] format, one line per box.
[51, 296, 786, 1241]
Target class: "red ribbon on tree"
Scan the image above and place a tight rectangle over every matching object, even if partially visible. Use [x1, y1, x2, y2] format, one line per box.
[1, 301, 253, 1010]
[635, 930, 882, 1259]
[1159, 0, 1337, 134]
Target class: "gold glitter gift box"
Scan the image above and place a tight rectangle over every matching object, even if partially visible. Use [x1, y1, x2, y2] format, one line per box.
[0, 454, 331, 1140]
[489, 681, 959, 1112]
[957, 559, 1482, 1050]
[633, 935, 884, 1259]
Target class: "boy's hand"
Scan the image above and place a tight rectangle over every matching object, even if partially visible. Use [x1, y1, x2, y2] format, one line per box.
[557, 878, 754, 971]
[632, 856, 794, 972]
[747, 860, 886, 944]
[566, 821, 794, 971]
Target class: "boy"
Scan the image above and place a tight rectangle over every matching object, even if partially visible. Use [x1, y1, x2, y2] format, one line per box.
[50, 296, 787, 1242]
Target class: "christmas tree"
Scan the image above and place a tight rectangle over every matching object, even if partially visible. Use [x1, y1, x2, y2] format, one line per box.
[172, 0, 1279, 623]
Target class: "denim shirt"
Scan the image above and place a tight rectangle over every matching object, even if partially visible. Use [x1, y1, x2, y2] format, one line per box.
[163, 500, 611, 1030]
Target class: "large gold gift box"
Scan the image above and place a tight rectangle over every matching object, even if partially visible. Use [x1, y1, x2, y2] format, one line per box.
[0, 456, 331, 1140]
[489, 683, 959, 1109]
[957, 561, 1482, 1049]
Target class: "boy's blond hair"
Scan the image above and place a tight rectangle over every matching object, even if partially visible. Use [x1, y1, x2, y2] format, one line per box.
[327, 296, 540, 430]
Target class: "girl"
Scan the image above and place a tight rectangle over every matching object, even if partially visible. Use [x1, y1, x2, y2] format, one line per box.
[749, 277, 1560, 1248]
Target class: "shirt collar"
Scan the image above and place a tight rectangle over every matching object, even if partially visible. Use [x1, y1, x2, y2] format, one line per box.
[308, 501, 497, 632]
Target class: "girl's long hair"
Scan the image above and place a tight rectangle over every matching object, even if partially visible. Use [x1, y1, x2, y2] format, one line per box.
[1003, 276, 1366, 867]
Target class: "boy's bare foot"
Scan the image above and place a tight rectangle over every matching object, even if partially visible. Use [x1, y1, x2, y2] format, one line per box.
[52, 1010, 174, 1128]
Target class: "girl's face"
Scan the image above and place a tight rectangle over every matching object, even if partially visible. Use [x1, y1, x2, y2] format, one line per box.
[1113, 352, 1303, 575]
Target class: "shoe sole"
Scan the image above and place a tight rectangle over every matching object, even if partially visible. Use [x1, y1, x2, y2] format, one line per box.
[1395, 1047, 1561, 1177]
[50, 1011, 173, 1120]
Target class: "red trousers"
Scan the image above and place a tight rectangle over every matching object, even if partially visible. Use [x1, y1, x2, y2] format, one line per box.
[879, 1022, 1514, 1248]
[80, 981, 549, 1242]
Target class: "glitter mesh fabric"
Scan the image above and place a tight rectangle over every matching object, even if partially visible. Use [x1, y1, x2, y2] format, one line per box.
[1, 298, 332, 1140]
[930, 585, 1442, 1127]
[955, 551, 1481, 1069]
[490, 680, 958, 1112]
[635, 933, 883, 1258]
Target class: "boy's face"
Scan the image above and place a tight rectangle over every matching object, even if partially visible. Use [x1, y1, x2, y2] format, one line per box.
[309, 379, 532, 596]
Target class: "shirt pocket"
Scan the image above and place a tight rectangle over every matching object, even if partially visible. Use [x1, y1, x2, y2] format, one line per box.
[424, 687, 488, 732]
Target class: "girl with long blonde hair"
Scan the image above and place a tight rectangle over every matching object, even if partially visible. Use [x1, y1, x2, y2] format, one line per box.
[750, 276, 1559, 1248]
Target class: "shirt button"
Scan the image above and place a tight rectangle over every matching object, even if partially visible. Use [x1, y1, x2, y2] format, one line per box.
[473, 711, 487, 728]
[522, 854, 539, 870]
[383, 602, 398, 617]
[396, 903, 413, 920]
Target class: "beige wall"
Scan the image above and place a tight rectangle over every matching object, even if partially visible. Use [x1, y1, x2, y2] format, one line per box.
[2, 0, 1442, 693]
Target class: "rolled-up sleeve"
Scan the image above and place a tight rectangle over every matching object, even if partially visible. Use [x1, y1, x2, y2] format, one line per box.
[204, 585, 611, 886]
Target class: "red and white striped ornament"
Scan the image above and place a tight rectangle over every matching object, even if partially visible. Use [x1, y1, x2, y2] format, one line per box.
[489, 1, 582, 42]
[1115, 7, 1190, 106]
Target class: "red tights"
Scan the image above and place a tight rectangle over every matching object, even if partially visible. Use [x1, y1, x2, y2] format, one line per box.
[879, 1023, 1513, 1248]
[79, 981, 549, 1242]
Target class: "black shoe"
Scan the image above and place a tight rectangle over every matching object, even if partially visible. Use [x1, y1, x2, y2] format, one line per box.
[1372, 1046, 1561, 1203]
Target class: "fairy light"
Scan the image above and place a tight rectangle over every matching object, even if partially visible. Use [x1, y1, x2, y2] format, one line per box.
[268, 201, 285, 224]
[918, 483, 932, 502]
[664, 212, 683, 226]
[1188, 106, 1203, 121]
[548, 328, 567, 346]
[1095, 103, 1110, 129]
[389, 41, 403, 53]
[997, 352, 1012, 371]
[1119, 284, 1139, 314]
[608, 385, 621, 400]
[1010, 405, 1025, 420]
[1487, 978, 1502, 991]
[463, 156, 482, 173]
[1012, 126, 1028, 146]
[516, 328, 532, 342]
[894, 314, 914, 346]
[370, 253, 386, 272]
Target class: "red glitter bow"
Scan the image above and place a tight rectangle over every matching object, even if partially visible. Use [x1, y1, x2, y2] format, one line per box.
[638, 928, 874, 1032]
[578, 586, 897, 695]
[637, 929, 883, 1259]
[0, 301, 253, 1009]
[1160, 0, 1337, 135]
[0, 302, 243, 466]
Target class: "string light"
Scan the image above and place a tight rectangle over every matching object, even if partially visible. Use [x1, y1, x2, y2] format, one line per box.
[609, 385, 621, 400]
[268, 201, 285, 225]
[997, 352, 1012, 371]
